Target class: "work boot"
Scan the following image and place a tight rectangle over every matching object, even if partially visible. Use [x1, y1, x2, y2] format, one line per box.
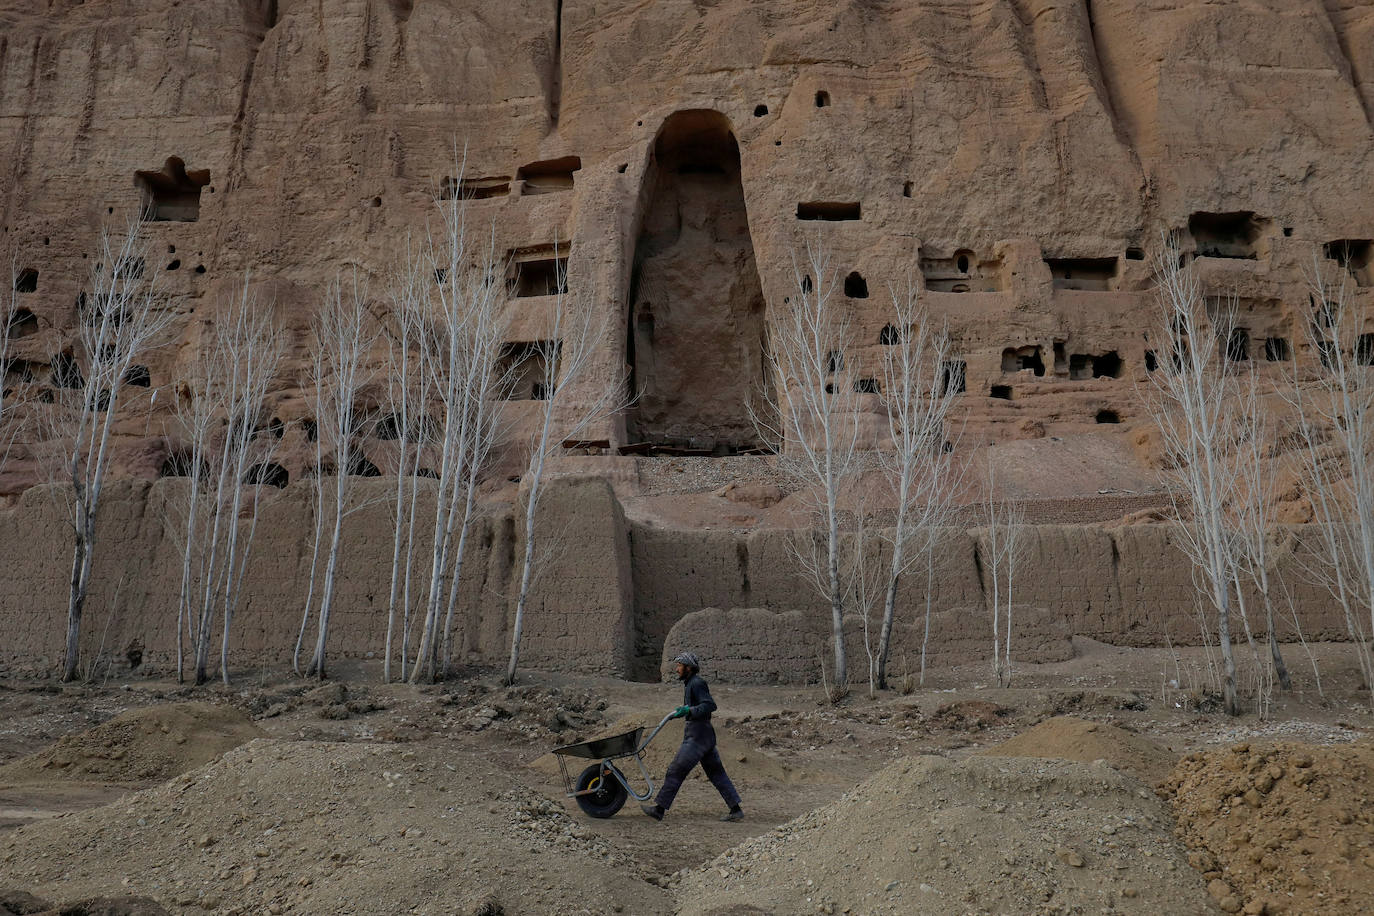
[640, 802, 664, 821]
[720, 805, 744, 822]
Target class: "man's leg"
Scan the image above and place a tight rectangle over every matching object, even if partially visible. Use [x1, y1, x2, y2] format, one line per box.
[654, 739, 706, 811]
[699, 745, 741, 809]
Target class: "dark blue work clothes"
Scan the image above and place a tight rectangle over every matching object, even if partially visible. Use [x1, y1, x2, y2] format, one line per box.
[655, 673, 741, 810]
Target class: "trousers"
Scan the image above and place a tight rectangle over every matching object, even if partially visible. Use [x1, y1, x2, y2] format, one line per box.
[655, 724, 740, 810]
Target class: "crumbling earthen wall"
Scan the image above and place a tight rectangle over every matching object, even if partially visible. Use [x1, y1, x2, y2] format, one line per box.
[646, 521, 1353, 683]
[0, 475, 630, 678]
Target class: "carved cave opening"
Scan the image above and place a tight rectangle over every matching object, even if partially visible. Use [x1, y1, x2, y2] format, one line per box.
[1264, 337, 1290, 362]
[136, 157, 210, 222]
[1048, 257, 1117, 292]
[516, 156, 581, 195]
[1001, 345, 1045, 376]
[1325, 239, 1372, 287]
[508, 246, 568, 298]
[626, 110, 771, 454]
[1189, 211, 1270, 260]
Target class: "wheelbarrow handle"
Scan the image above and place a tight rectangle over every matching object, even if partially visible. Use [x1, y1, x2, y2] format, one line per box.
[636, 711, 679, 755]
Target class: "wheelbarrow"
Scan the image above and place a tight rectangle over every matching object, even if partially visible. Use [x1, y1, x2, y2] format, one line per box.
[551, 711, 677, 818]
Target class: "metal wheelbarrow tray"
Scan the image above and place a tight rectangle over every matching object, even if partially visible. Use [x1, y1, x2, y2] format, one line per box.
[551, 713, 676, 818]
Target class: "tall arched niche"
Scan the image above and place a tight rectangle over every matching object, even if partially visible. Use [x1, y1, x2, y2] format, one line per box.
[625, 110, 771, 453]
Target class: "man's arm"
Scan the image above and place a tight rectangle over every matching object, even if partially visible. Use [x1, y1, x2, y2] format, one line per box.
[686, 677, 717, 720]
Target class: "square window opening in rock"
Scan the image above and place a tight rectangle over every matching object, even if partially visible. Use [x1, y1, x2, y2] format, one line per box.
[843, 271, 868, 298]
[508, 247, 569, 298]
[1224, 328, 1251, 362]
[854, 377, 879, 394]
[940, 360, 966, 395]
[516, 156, 581, 195]
[498, 340, 559, 399]
[1126, 247, 1146, 261]
[8, 308, 37, 339]
[1357, 333, 1374, 367]
[52, 352, 83, 389]
[797, 201, 861, 221]
[1324, 239, 1373, 287]
[921, 249, 999, 293]
[1047, 257, 1117, 292]
[136, 157, 210, 222]
[1189, 211, 1271, 260]
[1000, 345, 1045, 376]
[1264, 337, 1290, 362]
[990, 385, 1012, 400]
[825, 350, 844, 374]
[14, 268, 37, 293]
[1096, 408, 1121, 424]
[1144, 349, 1159, 372]
[441, 175, 511, 201]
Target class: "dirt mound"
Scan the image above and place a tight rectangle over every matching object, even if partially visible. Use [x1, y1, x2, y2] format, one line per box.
[1162, 740, 1374, 915]
[0, 739, 671, 916]
[0, 703, 264, 787]
[674, 754, 1212, 916]
[928, 700, 1012, 730]
[981, 715, 1179, 785]
[0, 891, 170, 916]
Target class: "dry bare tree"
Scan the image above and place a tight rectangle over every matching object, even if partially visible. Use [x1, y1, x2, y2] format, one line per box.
[1227, 367, 1293, 695]
[1283, 257, 1374, 698]
[505, 258, 627, 686]
[1143, 236, 1245, 715]
[407, 209, 508, 685]
[295, 271, 379, 679]
[874, 274, 964, 689]
[168, 276, 284, 685]
[754, 241, 864, 692]
[379, 239, 432, 683]
[978, 464, 1024, 688]
[50, 219, 173, 682]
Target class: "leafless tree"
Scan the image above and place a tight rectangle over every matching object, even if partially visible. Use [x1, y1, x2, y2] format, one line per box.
[168, 276, 284, 685]
[1283, 257, 1374, 698]
[295, 271, 380, 679]
[873, 274, 964, 689]
[407, 207, 509, 685]
[505, 258, 628, 686]
[753, 242, 864, 692]
[1227, 367, 1294, 696]
[1143, 236, 1245, 714]
[379, 239, 431, 683]
[978, 464, 1024, 688]
[50, 219, 174, 682]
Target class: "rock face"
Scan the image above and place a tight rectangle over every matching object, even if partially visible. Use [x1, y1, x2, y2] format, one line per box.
[0, 1, 1372, 675]
[1, 0, 1371, 483]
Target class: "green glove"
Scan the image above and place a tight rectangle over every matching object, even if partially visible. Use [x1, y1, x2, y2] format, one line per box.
[673, 705, 691, 719]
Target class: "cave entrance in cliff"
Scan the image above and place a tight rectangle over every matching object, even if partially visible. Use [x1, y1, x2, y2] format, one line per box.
[624, 110, 772, 456]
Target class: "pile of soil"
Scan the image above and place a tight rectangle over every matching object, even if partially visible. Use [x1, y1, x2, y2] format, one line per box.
[673, 754, 1212, 916]
[0, 889, 169, 915]
[0, 703, 264, 787]
[0, 739, 671, 915]
[1162, 740, 1374, 915]
[980, 715, 1179, 785]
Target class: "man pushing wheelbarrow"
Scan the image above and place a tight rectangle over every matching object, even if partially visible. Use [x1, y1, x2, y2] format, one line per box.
[550, 651, 743, 822]
[640, 652, 744, 823]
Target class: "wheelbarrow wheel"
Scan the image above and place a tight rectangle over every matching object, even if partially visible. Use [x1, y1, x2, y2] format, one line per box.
[574, 763, 628, 818]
